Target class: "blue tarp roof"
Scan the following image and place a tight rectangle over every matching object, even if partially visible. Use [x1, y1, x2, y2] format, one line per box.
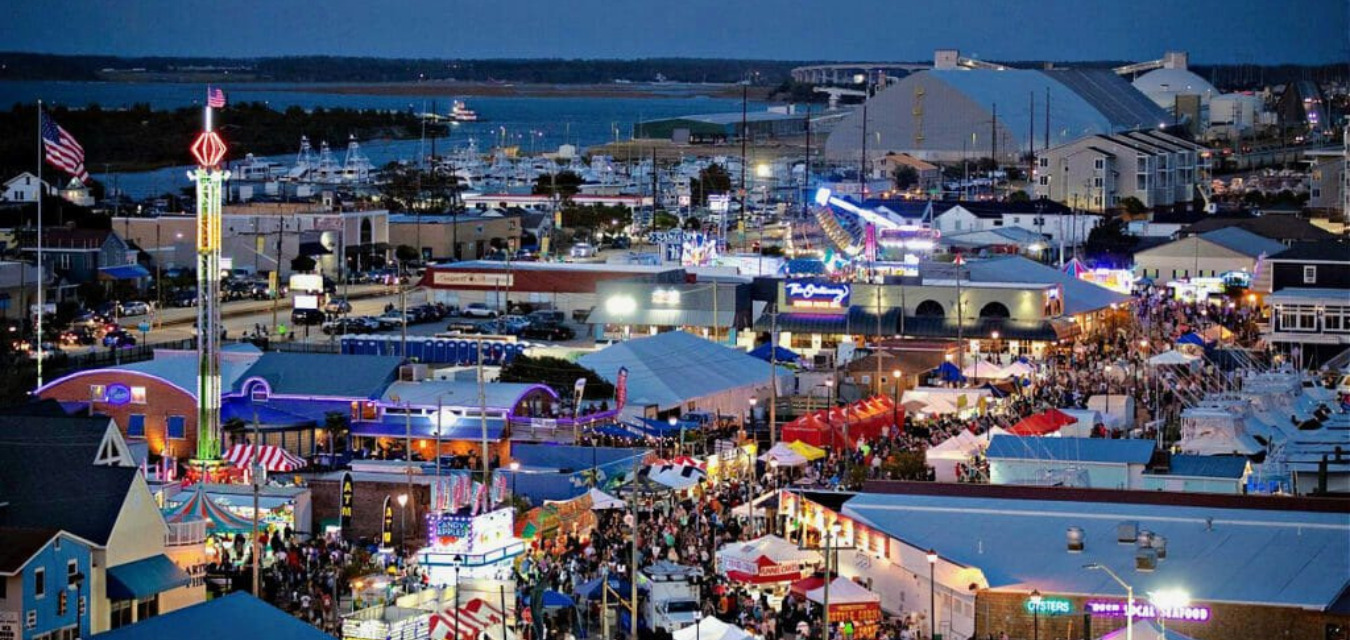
[542, 590, 575, 608]
[221, 401, 318, 428]
[511, 443, 647, 469]
[842, 492, 1350, 609]
[106, 554, 191, 600]
[986, 435, 1156, 464]
[1153, 455, 1249, 479]
[748, 343, 802, 364]
[91, 593, 333, 640]
[99, 264, 151, 280]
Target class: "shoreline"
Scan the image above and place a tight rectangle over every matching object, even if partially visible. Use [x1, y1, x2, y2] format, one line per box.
[276, 81, 776, 101]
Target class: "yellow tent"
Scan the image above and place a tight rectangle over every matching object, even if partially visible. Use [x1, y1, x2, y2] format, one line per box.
[787, 440, 826, 461]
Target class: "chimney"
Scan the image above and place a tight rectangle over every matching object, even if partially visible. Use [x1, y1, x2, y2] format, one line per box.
[1066, 526, 1085, 552]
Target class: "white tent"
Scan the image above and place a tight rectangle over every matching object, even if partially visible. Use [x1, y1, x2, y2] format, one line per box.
[672, 617, 752, 640]
[1149, 350, 1201, 366]
[1002, 360, 1035, 377]
[805, 577, 881, 606]
[716, 535, 822, 577]
[925, 430, 984, 481]
[1057, 409, 1104, 438]
[961, 359, 1008, 379]
[647, 463, 707, 491]
[1087, 395, 1135, 430]
[902, 387, 992, 416]
[586, 488, 625, 510]
[759, 442, 808, 467]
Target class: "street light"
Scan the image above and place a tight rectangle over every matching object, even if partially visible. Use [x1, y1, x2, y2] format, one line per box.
[926, 549, 938, 640]
[1029, 589, 1042, 640]
[396, 493, 409, 550]
[748, 398, 758, 433]
[1084, 563, 1133, 640]
[824, 378, 835, 411]
[891, 369, 902, 431]
[509, 461, 520, 501]
[669, 415, 680, 456]
[821, 522, 842, 640]
[1150, 589, 1190, 638]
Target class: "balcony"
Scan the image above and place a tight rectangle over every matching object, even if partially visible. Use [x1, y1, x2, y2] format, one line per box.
[165, 520, 207, 547]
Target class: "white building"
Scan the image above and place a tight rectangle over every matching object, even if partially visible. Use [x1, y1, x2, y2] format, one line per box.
[1033, 130, 1211, 212]
[2, 172, 54, 203]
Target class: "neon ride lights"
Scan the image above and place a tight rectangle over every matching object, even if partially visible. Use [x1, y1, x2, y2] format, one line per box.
[1085, 600, 1211, 622]
[785, 281, 851, 309]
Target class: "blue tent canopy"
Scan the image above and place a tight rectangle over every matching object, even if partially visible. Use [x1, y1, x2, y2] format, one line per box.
[542, 590, 575, 609]
[981, 382, 1008, 398]
[574, 575, 644, 600]
[591, 425, 637, 439]
[748, 343, 802, 364]
[1177, 332, 1207, 346]
[632, 417, 692, 437]
[933, 361, 966, 382]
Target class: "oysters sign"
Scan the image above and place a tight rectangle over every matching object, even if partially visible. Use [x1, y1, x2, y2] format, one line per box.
[785, 280, 851, 310]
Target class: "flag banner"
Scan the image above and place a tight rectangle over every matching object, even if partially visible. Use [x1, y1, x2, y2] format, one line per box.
[208, 86, 227, 108]
[616, 367, 629, 411]
[40, 111, 88, 184]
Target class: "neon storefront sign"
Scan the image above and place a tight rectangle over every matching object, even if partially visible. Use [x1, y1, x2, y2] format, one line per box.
[1085, 600, 1211, 622]
[1024, 597, 1073, 615]
[104, 383, 132, 406]
[786, 281, 851, 309]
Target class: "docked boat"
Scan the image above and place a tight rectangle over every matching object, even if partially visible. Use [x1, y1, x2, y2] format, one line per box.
[450, 100, 479, 122]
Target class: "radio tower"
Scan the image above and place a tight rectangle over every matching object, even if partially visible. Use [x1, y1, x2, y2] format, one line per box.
[189, 101, 229, 468]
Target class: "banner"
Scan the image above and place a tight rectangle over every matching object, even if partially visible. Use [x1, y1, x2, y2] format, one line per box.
[574, 377, 587, 399]
[471, 481, 487, 515]
[380, 496, 393, 547]
[339, 472, 354, 531]
[616, 367, 629, 411]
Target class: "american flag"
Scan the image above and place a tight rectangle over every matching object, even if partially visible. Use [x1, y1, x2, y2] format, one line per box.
[40, 112, 88, 184]
[207, 86, 227, 108]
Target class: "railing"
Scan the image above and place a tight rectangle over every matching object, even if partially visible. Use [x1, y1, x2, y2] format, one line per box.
[165, 520, 208, 547]
[41, 338, 197, 377]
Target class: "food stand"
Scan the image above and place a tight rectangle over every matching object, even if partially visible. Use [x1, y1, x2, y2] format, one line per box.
[806, 577, 882, 639]
[716, 535, 822, 588]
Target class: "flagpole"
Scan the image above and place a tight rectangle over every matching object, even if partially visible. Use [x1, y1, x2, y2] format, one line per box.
[35, 100, 44, 390]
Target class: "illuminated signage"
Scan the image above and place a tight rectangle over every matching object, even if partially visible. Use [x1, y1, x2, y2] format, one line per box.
[1085, 600, 1211, 622]
[289, 274, 323, 293]
[432, 271, 514, 288]
[339, 472, 354, 531]
[786, 281, 851, 309]
[651, 289, 681, 305]
[294, 294, 320, 310]
[1024, 597, 1073, 615]
[104, 383, 132, 406]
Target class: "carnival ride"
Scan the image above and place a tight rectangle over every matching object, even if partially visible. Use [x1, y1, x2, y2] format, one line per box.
[810, 189, 941, 264]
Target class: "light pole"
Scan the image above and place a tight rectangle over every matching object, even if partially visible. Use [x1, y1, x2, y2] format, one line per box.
[1150, 589, 1190, 638]
[397, 493, 409, 551]
[695, 611, 704, 640]
[452, 555, 463, 640]
[509, 461, 520, 501]
[1029, 589, 1041, 640]
[891, 369, 902, 432]
[669, 415, 680, 456]
[1084, 563, 1133, 640]
[991, 330, 1001, 362]
[825, 378, 835, 414]
[926, 549, 938, 640]
[1104, 365, 1113, 424]
[822, 522, 840, 640]
[748, 397, 758, 434]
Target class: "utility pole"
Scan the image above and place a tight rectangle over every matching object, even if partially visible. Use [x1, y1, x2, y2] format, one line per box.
[478, 339, 489, 479]
[769, 310, 778, 444]
[740, 81, 748, 251]
[251, 409, 261, 598]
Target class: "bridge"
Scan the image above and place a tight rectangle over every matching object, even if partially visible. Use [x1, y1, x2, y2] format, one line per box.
[791, 63, 931, 84]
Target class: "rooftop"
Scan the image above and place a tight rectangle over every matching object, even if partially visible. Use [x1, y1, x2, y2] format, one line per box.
[1148, 455, 1249, 479]
[1267, 238, 1350, 262]
[1196, 227, 1288, 258]
[0, 527, 63, 575]
[1184, 216, 1336, 243]
[842, 491, 1350, 609]
[430, 260, 681, 274]
[986, 435, 1156, 465]
[90, 592, 333, 640]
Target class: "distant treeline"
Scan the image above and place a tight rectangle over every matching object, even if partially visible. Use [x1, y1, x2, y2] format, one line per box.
[0, 53, 810, 84]
[0, 102, 441, 177]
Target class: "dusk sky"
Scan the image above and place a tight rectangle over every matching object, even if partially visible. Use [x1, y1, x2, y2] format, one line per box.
[7, 0, 1346, 64]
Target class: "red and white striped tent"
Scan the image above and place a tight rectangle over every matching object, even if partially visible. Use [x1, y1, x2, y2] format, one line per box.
[222, 444, 306, 472]
[429, 599, 515, 640]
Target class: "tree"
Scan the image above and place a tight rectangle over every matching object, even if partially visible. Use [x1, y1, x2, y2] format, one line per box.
[1007, 190, 1030, 203]
[395, 244, 419, 263]
[379, 165, 461, 215]
[532, 170, 583, 201]
[891, 165, 918, 190]
[498, 354, 614, 400]
[291, 255, 317, 272]
[1119, 196, 1148, 215]
[653, 211, 679, 230]
[690, 163, 731, 206]
[882, 451, 929, 481]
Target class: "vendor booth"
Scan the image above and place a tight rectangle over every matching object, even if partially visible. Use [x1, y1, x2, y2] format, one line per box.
[419, 508, 527, 582]
[1007, 408, 1078, 436]
[672, 617, 753, 640]
[779, 396, 898, 448]
[805, 577, 882, 639]
[759, 443, 808, 467]
[716, 535, 822, 585]
[901, 387, 992, 418]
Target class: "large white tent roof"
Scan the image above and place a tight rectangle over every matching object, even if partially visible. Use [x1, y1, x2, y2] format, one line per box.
[579, 331, 782, 410]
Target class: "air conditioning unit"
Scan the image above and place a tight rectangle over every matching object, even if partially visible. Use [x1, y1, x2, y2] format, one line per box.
[1135, 548, 1158, 572]
[1117, 521, 1139, 543]
[400, 364, 430, 382]
[1066, 526, 1085, 553]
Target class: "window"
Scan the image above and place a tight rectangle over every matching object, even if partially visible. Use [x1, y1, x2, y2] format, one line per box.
[90, 385, 106, 401]
[57, 590, 67, 616]
[33, 568, 45, 599]
[1136, 156, 1148, 172]
[66, 560, 78, 587]
[1278, 305, 1318, 332]
[1094, 158, 1105, 169]
[130, 387, 147, 404]
[127, 414, 145, 437]
[1325, 307, 1348, 333]
[1137, 174, 1149, 189]
[166, 416, 187, 440]
[1038, 157, 1048, 168]
[110, 600, 132, 629]
[1038, 175, 1049, 186]
[57, 255, 71, 270]
[1093, 176, 1103, 188]
[1012, 217, 1020, 224]
[1312, 187, 1321, 199]
[136, 595, 159, 621]
[1304, 266, 1317, 284]
[0, 576, 7, 599]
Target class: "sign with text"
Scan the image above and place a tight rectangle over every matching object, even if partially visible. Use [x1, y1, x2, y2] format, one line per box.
[380, 496, 393, 547]
[1085, 600, 1211, 622]
[785, 280, 851, 310]
[339, 472, 354, 531]
[432, 271, 514, 288]
[1025, 597, 1073, 615]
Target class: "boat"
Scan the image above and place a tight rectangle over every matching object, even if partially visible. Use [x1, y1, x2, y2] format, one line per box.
[450, 100, 479, 123]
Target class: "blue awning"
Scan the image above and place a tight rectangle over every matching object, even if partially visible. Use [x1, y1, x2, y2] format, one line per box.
[99, 264, 151, 280]
[106, 555, 190, 600]
[350, 415, 507, 440]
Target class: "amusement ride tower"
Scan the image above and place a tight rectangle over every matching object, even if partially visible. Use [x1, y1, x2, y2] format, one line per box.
[189, 103, 229, 467]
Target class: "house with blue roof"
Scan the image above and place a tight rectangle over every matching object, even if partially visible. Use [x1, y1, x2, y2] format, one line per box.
[0, 528, 95, 640]
[986, 435, 1158, 490]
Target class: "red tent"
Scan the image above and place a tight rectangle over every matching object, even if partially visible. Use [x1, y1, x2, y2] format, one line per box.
[1007, 408, 1078, 436]
[782, 413, 831, 447]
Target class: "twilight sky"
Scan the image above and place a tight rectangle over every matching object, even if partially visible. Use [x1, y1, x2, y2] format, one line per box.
[7, 0, 1345, 64]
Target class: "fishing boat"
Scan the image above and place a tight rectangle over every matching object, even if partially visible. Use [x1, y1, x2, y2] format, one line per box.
[450, 100, 479, 123]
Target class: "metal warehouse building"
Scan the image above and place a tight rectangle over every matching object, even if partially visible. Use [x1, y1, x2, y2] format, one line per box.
[636, 111, 808, 143]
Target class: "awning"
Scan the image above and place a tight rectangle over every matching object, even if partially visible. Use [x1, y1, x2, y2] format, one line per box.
[222, 444, 307, 472]
[99, 264, 151, 280]
[298, 241, 333, 256]
[221, 402, 319, 429]
[899, 316, 1068, 342]
[755, 313, 848, 333]
[350, 416, 507, 440]
[106, 555, 191, 600]
[588, 307, 737, 329]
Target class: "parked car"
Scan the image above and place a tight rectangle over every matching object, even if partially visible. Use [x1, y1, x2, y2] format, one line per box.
[118, 300, 152, 316]
[570, 243, 596, 258]
[445, 319, 482, 334]
[102, 330, 137, 348]
[324, 297, 352, 314]
[462, 303, 497, 318]
[322, 317, 376, 335]
[500, 315, 531, 334]
[169, 290, 198, 307]
[377, 310, 412, 328]
[528, 310, 565, 325]
[611, 236, 632, 250]
[521, 323, 575, 341]
[59, 327, 97, 346]
[290, 308, 324, 326]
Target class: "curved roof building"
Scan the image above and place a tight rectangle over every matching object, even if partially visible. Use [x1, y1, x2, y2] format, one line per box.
[826, 68, 1168, 164]
[1133, 68, 1219, 107]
